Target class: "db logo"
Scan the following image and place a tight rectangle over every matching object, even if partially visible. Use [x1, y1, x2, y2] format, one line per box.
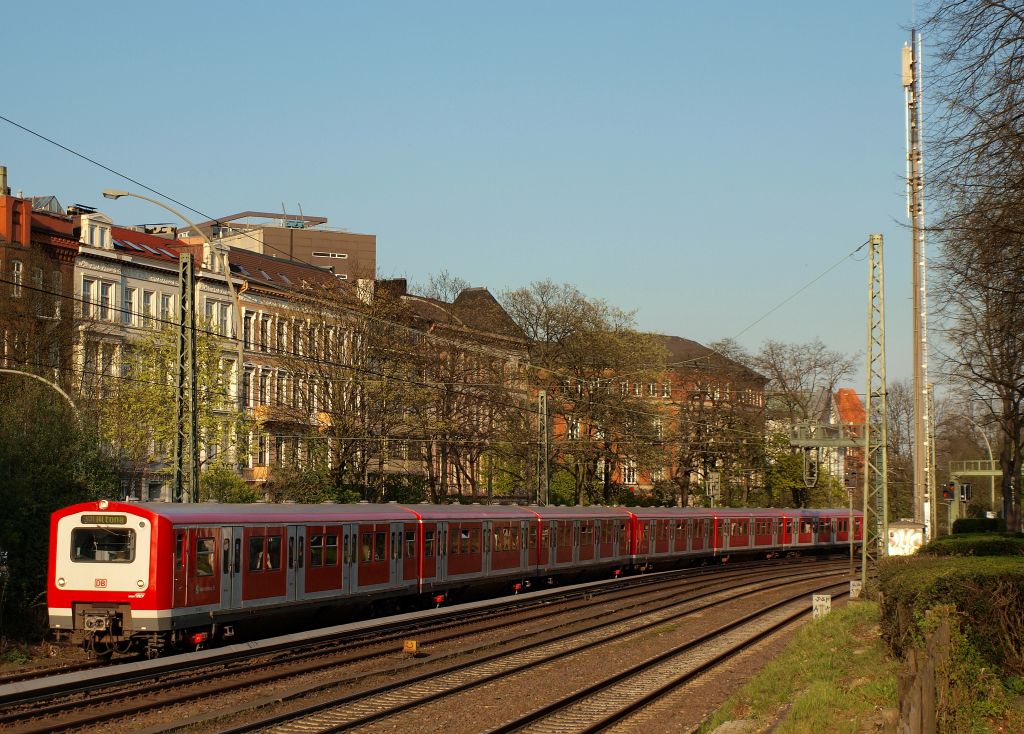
[94, 579, 107, 588]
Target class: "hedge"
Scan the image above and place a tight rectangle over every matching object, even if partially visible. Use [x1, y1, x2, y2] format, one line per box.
[877, 555, 1024, 676]
[920, 532, 1024, 557]
[952, 517, 1006, 534]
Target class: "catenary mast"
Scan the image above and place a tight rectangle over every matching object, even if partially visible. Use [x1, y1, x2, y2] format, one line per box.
[904, 29, 933, 538]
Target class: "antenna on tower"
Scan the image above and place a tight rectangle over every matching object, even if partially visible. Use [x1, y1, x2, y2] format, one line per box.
[904, 29, 934, 541]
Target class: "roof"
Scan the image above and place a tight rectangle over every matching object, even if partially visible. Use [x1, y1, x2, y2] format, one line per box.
[111, 226, 184, 265]
[834, 388, 866, 425]
[450, 288, 527, 341]
[657, 335, 766, 383]
[401, 287, 526, 344]
[228, 247, 339, 293]
[55, 500, 861, 525]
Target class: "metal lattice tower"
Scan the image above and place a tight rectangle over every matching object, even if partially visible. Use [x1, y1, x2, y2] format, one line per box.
[173, 252, 198, 503]
[863, 234, 889, 586]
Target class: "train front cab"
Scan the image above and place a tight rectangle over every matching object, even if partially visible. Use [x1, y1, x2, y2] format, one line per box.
[49, 501, 160, 656]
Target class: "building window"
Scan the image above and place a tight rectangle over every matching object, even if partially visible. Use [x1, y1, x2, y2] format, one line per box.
[11, 261, 22, 298]
[81, 278, 94, 317]
[160, 293, 172, 322]
[633, 382, 641, 396]
[647, 382, 657, 396]
[99, 282, 113, 321]
[123, 287, 136, 325]
[620, 382, 628, 395]
[257, 434, 269, 466]
[241, 370, 252, 408]
[623, 461, 637, 485]
[219, 304, 231, 336]
[662, 382, 671, 398]
[567, 417, 580, 440]
[52, 271, 62, 317]
[259, 316, 269, 352]
[258, 371, 269, 405]
[142, 291, 154, 327]
[89, 224, 97, 246]
[243, 313, 253, 349]
[654, 419, 663, 440]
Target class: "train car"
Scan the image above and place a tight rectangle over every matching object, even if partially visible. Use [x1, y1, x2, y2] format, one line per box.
[49, 499, 863, 658]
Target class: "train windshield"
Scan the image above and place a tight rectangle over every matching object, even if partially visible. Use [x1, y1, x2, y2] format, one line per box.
[70, 528, 136, 563]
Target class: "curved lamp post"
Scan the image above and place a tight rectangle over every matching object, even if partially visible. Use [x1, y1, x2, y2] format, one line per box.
[102, 190, 247, 499]
[0, 368, 79, 422]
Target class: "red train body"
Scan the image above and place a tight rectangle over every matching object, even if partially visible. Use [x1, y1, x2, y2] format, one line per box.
[48, 500, 863, 657]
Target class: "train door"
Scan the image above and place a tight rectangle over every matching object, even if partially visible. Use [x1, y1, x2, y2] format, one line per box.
[521, 521, 530, 568]
[187, 527, 220, 607]
[219, 526, 243, 609]
[482, 521, 492, 574]
[341, 523, 356, 593]
[173, 530, 188, 607]
[286, 525, 301, 600]
[420, 523, 438, 582]
[437, 522, 448, 582]
[390, 522, 404, 585]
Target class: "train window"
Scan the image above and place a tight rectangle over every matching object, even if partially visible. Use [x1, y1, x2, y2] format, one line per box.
[405, 531, 416, 559]
[374, 531, 386, 561]
[195, 537, 215, 576]
[223, 538, 230, 573]
[248, 537, 264, 571]
[325, 534, 338, 565]
[310, 535, 324, 567]
[424, 530, 435, 557]
[527, 527, 536, 549]
[71, 528, 136, 563]
[361, 533, 373, 562]
[541, 526, 549, 549]
[175, 533, 183, 568]
[266, 536, 281, 570]
[470, 528, 480, 554]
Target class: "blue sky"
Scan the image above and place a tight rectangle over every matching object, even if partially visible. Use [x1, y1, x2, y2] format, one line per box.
[2, 1, 921, 384]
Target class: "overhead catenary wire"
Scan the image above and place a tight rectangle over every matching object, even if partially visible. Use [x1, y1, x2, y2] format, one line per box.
[4, 113, 868, 396]
[0, 275, 777, 441]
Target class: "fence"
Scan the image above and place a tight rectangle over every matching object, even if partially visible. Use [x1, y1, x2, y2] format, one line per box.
[883, 620, 951, 734]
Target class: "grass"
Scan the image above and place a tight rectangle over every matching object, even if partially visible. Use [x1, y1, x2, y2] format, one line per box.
[700, 602, 898, 734]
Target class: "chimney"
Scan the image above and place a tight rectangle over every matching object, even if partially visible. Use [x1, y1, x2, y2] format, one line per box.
[0, 166, 9, 196]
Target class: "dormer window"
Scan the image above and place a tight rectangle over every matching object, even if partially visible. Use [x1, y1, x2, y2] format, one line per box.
[81, 213, 113, 249]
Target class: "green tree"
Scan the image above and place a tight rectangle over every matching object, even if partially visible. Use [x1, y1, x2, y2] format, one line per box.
[0, 379, 118, 639]
[200, 462, 261, 503]
[96, 317, 242, 493]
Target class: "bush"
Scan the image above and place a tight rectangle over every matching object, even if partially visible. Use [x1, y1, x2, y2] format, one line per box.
[920, 533, 1024, 557]
[200, 463, 262, 503]
[878, 556, 1024, 675]
[952, 517, 1007, 533]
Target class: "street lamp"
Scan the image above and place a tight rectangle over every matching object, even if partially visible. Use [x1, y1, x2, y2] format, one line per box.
[102, 190, 247, 501]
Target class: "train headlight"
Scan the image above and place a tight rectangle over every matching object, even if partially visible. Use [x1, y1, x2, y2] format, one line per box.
[56, 578, 65, 587]
[137, 579, 145, 588]
[98, 499, 109, 510]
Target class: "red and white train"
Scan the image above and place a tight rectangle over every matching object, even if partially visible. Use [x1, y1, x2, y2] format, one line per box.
[49, 500, 863, 657]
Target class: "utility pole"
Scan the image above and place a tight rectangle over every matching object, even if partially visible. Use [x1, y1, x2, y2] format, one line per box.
[904, 29, 934, 539]
[863, 234, 889, 587]
[173, 252, 199, 503]
[537, 390, 549, 505]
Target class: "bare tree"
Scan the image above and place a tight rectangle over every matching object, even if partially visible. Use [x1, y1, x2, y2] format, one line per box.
[752, 339, 856, 423]
[923, 0, 1024, 530]
[413, 270, 472, 303]
[500, 281, 668, 505]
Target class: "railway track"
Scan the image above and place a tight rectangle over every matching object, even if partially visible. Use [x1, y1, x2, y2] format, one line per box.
[0, 558, 848, 733]
[207, 562, 851, 734]
[0, 557, 786, 692]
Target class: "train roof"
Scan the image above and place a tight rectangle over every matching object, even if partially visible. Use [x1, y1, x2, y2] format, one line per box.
[54, 500, 862, 526]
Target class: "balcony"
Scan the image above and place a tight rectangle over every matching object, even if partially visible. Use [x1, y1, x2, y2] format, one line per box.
[243, 466, 270, 482]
